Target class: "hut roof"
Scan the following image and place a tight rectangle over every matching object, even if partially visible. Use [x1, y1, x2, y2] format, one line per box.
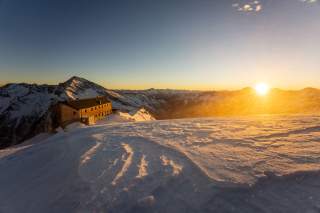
[61, 96, 111, 110]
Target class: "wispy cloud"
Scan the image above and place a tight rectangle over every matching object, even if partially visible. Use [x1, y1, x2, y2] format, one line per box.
[233, 1, 262, 13]
[233, 0, 318, 13]
[300, 0, 318, 3]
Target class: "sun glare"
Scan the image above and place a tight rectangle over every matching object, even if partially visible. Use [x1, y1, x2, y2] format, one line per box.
[255, 83, 270, 96]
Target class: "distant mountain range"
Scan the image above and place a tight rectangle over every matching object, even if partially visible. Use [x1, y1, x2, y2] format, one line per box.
[1, 76, 320, 148]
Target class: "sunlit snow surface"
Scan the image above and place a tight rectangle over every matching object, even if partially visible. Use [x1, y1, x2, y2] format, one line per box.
[1, 115, 320, 213]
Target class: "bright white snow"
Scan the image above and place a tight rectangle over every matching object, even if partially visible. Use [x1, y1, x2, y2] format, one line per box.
[98, 108, 155, 123]
[0, 115, 320, 212]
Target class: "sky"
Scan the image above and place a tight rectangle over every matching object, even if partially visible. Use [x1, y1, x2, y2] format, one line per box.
[0, 0, 319, 90]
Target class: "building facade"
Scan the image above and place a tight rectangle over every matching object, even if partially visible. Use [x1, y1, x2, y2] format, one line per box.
[59, 96, 112, 126]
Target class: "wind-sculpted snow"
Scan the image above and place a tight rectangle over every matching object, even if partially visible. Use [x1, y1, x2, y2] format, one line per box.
[136, 154, 148, 178]
[1, 115, 320, 212]
[111, 143, 134, 186]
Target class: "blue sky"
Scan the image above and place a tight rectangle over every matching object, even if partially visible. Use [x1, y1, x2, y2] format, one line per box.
[0, 0, 319, 89]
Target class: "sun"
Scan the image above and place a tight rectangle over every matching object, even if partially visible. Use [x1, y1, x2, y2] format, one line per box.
[255, 83, 270, 96]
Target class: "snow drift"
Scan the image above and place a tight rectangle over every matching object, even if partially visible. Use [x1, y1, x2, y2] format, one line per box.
[0, 115, 320, 213]
[100, 108, 155, 123]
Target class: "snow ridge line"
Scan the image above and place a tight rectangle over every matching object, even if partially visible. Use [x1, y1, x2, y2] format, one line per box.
[160, 155, 183, 176]
[80, 142, 102, 165]
[136, 155, 148, 178]
[133, 133, 215, 182]
[138, 135, 237, 185]
[111, 143, 134, 186]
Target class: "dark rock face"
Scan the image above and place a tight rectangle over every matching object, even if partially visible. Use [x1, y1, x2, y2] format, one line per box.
[0, 83, 63, 148]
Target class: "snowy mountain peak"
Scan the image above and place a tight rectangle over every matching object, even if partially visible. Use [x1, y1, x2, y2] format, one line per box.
[61, 76, 102, 90]
[63, 76, 93, 86]
[59, 76, 108, 100]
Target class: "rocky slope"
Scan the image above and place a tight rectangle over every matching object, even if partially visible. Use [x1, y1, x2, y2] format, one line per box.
[0, 77, 157, 148]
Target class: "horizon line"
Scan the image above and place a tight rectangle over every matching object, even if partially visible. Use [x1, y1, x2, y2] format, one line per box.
[1, 77, 320, 92]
